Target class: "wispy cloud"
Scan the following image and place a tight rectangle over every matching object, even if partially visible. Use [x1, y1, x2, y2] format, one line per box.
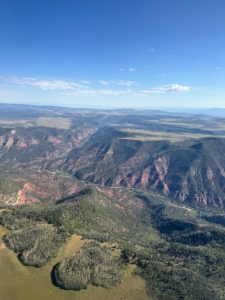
[99, 80, 137, 86]
[118, 80, 137, 86]
[99, 80, 111, 85]
[154, 84, 191, 93]
[7, 77, 192, 98]
[142, 90, 163, 94]
[129, 68, 136, 72]
[7, 77, 86, 90]
[132, 93, 151, 97]
[60, 89, 132, 96]
[141, 84, 190, 94]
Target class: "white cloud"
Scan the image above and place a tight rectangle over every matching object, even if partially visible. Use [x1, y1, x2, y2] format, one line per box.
[154, 84, 191, 93]
[118, 80, 137, 86]
[8, 77, 86, 90]
[129, 68, 136, 72]
[99, 80, 111, 85]
[81, 80, 91, 84]
[60, 89, 132, 96]
[99, 80, 137, 86]
[132, 93, 151, 97]
[141, 84, 190, 94]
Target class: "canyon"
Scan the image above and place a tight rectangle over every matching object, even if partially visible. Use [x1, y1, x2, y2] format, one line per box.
[1, 104, 225, 210]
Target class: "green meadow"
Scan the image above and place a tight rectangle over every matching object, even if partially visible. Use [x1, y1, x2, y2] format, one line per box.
[0, 226, 151, 300]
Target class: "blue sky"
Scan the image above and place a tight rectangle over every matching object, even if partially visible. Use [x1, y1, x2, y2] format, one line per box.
[0, 0, 224, 108]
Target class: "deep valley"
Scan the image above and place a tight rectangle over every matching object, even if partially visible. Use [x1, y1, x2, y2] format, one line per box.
[1, 104, 225, 299]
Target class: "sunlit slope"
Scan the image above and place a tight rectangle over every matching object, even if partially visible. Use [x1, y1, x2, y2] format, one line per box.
[53, 126, 225, 208]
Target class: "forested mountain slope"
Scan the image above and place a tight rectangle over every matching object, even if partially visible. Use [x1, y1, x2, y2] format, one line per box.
[2, 185, 225, 299]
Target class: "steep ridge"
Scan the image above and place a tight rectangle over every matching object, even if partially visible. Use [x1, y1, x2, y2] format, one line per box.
[0, 125, 96, 205]
[0, 167, 86, 205]
[53, 127, 225, 209]
[0, 125, 95, 167]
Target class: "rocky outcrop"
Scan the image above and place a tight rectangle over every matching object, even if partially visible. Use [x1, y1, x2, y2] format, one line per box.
[0, 166, 85, 205]
[54, 133, 225, 209]
[2, 123, 225, 209]
[17, 187, 41, 205]
[0, 126, 95, 167]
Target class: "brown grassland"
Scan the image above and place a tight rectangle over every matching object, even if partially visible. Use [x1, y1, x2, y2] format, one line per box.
[36, 117, 71, 129]
[0, 120, 34, 127]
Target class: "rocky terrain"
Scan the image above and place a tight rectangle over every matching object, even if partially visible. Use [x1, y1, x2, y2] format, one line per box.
[0, 125, 95, 167]
[1, 104, 225, 210]
[2, 105, 225, 299]
[52, 127, 225, 209]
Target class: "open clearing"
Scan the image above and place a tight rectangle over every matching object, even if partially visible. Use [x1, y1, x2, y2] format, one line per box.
[146, 120, 225, 131]
[0, 119, 34, 128]
[146, 119, 206, 128]
[36, 117, 71, 129]
[0, 226, 151, 300]
[120, 128, 220, 142]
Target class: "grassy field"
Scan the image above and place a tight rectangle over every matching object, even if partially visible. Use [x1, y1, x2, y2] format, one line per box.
[145, 117, 225, 130]
[146, 119, 205, 128]
[0, 119, 34, 128]
[36, 117, 71, 129]
[120, 128, 217, 142]
[0, 226, 151, 300]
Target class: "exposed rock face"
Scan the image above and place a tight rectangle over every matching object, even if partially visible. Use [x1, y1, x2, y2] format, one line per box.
[95, 186, 143, 212]
[0, 125, 96, 205]
[0, 167, 85, 205]
[54, 130, 225, 208]
[0, 126, 95, 167]
[17, 187, 41, 205]
[2, 124, 225, 209]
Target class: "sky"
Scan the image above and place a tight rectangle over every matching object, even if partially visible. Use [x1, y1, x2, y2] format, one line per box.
[0, 0, 225, 109]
